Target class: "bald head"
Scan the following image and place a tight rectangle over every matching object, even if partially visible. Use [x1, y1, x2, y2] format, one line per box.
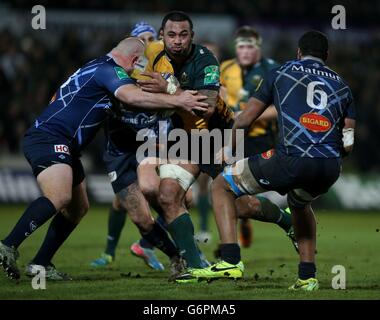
[111, 37, 145, 74]
[114, 37, 145, 56]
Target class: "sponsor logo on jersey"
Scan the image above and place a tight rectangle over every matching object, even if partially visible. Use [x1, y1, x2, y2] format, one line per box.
[261, 149, 274, 159]
[204, 65, 220, 85]
[54, 145, 70, 155]
[299, 113, 332, 132]
[114, 66, 130, 80]
[291, 64, 341, 81]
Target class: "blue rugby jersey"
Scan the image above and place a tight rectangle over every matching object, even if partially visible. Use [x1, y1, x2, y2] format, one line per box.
[252, 56, 356, 158]
[31, 54, 134, 152]
[104, 109, 172, 156]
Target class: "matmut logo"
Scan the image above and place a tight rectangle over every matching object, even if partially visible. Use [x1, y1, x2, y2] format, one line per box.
[300, 113, 331, 132]
[54, 145, 70, 155]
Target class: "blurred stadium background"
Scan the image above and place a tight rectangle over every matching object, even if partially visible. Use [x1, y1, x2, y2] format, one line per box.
[0, 0, 379, 299]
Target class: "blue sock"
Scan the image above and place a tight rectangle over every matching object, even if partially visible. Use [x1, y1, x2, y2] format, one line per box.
[142, 222, 178, 258]
[139, 238, 154, 249]
[2, 197, 57, 248]
[298, 262, 316, 280]
[156, 215, 168, 230]
[31, 212, 77, 266]
[139, 215, 169, 250]
[220, 243, 241, 265]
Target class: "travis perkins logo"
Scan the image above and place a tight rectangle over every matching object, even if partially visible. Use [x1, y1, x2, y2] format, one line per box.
[300, 113, 331, 132]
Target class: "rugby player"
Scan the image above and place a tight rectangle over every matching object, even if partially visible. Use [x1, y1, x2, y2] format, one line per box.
[137, 11, 232, 270]
[194, 41, 222, 245]
[91, 23, 200, 274]
[220, 26, 284, 248]
[91, 22, 172, 271]
[90, 107, 188, 278]
[138, 12, 298, 272]
[0, 37, 208, 280]
[178, 31, 356, 290]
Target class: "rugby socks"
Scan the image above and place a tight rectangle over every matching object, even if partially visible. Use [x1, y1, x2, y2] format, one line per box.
[167, 213, 202, 268]
[142, 222, 178, 258]
[105, 206, 127, 257]
[257, 196, 292, 232]
[139, 238, 154, 250]
[2, 197, 57, 248]
[298, 262, 316, 280]
[156, 215, 168, 230]
[220, 243, 241, 265]
[139, 215, 169, 250]
[198, 194, 210, 231]
[31, 212, 77, 266]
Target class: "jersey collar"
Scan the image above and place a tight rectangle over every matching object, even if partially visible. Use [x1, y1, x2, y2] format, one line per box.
[301, 55, 325, 65]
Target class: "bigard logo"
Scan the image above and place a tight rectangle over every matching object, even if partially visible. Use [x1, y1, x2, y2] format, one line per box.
[299, 113, 331, 132]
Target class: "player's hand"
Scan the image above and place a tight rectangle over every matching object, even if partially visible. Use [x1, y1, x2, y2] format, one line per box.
[177, 90, 209, 116]
[137, 72, 168, 93]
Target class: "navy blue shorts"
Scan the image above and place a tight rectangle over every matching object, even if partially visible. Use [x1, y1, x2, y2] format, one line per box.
[103, 149, 138, 194]
[248, 149, 342, 197]
[22, 128, 85, 186]
[243, 134, 275, 158]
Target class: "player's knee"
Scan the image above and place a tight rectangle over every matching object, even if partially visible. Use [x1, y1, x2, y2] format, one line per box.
[80, 198, 90, 217]
[159, 164, 195, 194]
[112, 196, 123, 211]
[158, 180, 180, 210]
[287, 189, 314, 209]
[184, 189, 193, 209]
[139, 183, 158, 202]
[235, 196, 261, 219]
[62, 201, 89, 224]
[49, 193, 72, 211]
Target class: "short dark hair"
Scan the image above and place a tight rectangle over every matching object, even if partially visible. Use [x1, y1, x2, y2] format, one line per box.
[235, 26, 260, 40]
[161, 11, 193, 31]
[298, 30, 329, 61]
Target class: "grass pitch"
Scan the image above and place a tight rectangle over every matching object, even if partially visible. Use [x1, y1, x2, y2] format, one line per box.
[0, 205, 379, 300]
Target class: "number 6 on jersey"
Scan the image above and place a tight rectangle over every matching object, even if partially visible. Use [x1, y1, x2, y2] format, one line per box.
[306, 81, 328, 110]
